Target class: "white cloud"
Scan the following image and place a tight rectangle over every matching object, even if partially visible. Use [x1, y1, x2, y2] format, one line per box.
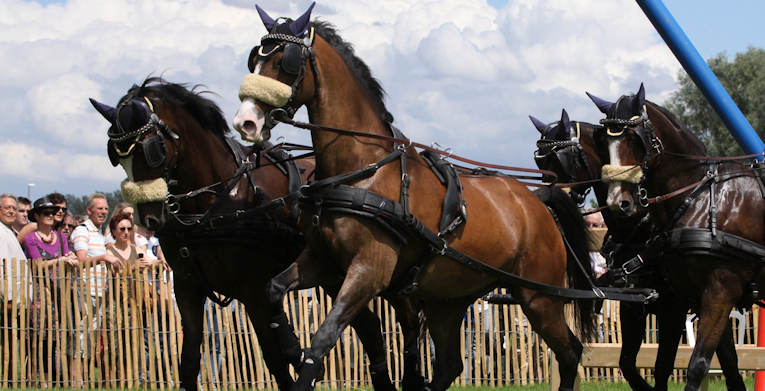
[0, 0, 690, 196]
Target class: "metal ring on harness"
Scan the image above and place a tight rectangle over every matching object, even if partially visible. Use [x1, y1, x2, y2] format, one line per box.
[638, 186, 649, 207]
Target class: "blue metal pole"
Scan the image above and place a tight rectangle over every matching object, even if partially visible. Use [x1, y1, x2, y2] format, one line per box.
[635, 0, 764, 157]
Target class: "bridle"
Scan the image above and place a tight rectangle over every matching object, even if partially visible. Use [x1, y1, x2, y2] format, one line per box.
[534, 121, 597, 204]
[599, 105, 663, 208]
[108, 96, 181, 184]
[246, 26, 321, 133]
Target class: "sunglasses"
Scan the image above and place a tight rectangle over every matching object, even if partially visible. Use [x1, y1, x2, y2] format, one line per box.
[118, 226, 133, 232]
[66, 224, 76, 230]
[40, 210, 56, 217]
[54, 207, 68, 214]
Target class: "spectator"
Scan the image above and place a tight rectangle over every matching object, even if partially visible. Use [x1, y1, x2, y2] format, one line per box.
[21, 197, 77, 385]
[12, 196, 30, 238]
[0, 194, 28, 297]
[0, 194, 28, 380]
[105, 202, 142, 249]
[585, 212, 608, 278]
[62, 212, 75, 249]
[68, 193, 123, 386]
[16, 192, 68, 244]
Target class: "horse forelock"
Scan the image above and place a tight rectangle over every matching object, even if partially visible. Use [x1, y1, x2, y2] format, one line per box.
[312, 21, 394, 124]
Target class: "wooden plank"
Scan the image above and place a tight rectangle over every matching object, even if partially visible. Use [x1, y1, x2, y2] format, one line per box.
[581, 343, 765, 370]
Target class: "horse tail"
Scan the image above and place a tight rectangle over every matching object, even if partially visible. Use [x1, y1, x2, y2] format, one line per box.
[533, 186, 598, 342]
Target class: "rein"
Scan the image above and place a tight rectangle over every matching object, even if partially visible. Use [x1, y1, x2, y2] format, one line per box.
[271, 111, 559, 184]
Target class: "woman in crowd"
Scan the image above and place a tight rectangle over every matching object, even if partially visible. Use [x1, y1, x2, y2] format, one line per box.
[105, 202, 137, 246]
[21, 197, 77, 386]
[17, 192, 68, 244]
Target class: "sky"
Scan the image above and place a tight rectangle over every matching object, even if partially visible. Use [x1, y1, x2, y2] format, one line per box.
[1, 0, 763, 200]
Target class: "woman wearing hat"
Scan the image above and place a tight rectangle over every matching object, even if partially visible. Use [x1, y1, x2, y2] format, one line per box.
[21, 197, 77, 385]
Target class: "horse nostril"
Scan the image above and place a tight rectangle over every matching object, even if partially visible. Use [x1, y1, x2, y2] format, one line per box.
[619, 200, 632, 213]
[243, 120, 256, 133]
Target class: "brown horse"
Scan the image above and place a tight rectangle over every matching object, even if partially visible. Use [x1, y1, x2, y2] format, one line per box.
[587, 83, 758, 391]
[90, 77, 419, 391]
[531, 108, 744, 391]
[234, 5, 598, 391]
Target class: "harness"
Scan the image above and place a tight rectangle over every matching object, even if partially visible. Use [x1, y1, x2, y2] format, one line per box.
[290, 126, 654, 303]
[599, 104, 765, 303]
[108, 95, 307, 307]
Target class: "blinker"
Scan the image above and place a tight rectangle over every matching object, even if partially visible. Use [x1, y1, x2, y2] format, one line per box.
[281, 43, 304, 75]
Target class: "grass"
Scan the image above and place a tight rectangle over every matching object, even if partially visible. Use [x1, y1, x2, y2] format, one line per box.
[6, 378, 756, 390]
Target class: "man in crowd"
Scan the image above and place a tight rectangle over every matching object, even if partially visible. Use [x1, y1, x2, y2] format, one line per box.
[584, 212, 608, 278]
[12, 196, 30, 239]
[0, 194, 28, 377]
[68, 193, 122, 385]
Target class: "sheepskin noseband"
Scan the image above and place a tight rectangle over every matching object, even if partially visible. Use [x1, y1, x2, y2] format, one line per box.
[238, 74, 292, 107]
[121, 178, 169, 204]
[601, 165, 644, 184]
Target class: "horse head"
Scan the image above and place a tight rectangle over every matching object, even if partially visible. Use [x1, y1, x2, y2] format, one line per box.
[233, 2, 318, 145]
[586, 83, 658, 216]
[531, 109, 601, 205]
[91, 77, 230, 231]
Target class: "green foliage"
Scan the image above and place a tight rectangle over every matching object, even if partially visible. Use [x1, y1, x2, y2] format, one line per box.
[64, 190, 123, 217]
[664, 47, 765, 156]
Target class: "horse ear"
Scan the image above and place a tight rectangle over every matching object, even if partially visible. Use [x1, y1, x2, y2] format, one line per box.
[586, 92, 614, 115]
[255, 4, 276, 31]
[290, 2, 315, 37]
[560, 109, 571, 133]
[633, 83, 646, 113]
[529, 115, 547, 134]
[89, 98, 116, 123]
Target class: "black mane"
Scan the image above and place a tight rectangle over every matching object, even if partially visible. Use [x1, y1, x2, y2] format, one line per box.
[122, 77, 230, 136]
[311, 20, 394, 123]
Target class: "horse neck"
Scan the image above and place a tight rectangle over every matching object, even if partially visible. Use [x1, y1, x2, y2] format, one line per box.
[173, 121, 249, 213]
[643, 103, 708, 223]
[306, 40, 394, 179]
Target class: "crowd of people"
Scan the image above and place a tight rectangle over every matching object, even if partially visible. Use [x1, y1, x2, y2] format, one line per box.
[0, 191, 170, 387]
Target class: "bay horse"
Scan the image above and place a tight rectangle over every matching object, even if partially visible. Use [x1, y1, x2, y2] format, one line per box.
[89, 77, 420, 391]
[531, 108, 743, 391]
[234, 5, 598, 391]
[587, 83, 760, 391]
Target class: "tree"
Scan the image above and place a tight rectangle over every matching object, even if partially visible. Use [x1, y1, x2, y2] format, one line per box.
[664, 47, 765, 156]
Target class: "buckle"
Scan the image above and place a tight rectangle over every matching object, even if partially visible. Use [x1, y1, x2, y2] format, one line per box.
[179, 247, 191, 259]
[621, 254, 644, 275]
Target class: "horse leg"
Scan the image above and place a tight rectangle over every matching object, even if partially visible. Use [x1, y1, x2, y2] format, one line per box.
[292, 255, 394, 391]
[247, 294, 295, 391]
[715, 322, 746, 391]
[652, 300, 687, 391]
[618, 302, 651, 391]
[321, 283, 398, 391]
[174, 278, 205, 391]
[422, 300, 471, 391]
[267, 250, 325, 368]
[684, 275, 739, 391]
[520, 293, 581, 391]
[390, 297, 426, 391]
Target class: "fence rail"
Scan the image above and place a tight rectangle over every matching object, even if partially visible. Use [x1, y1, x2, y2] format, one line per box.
[0, 258, 759, 389]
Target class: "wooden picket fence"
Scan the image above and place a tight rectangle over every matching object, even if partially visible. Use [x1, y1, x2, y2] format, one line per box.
[0, 257, 760, 389]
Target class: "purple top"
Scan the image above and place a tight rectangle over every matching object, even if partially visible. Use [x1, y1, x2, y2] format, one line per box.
[22, 230, 69, 260]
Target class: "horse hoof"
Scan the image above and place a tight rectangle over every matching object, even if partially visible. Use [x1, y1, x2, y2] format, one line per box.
[291, 355, 324, 391]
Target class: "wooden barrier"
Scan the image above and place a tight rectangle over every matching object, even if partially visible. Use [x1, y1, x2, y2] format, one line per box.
[0, 257, 763, 389]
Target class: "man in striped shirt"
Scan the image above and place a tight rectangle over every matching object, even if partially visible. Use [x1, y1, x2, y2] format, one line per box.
[69, 193, 122, 384]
